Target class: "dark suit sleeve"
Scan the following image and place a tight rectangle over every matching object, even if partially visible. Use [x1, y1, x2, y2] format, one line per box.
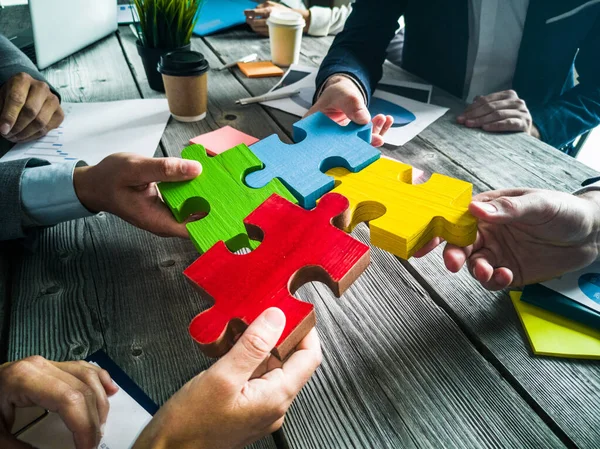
[315, 0, 407, 105]
[529, 17, 600, 149]
[0, 34, 60, 100]
[0, 158, 49, 241]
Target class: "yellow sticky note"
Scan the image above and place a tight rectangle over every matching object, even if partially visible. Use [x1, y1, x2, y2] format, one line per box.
[510, 291, 600, 359]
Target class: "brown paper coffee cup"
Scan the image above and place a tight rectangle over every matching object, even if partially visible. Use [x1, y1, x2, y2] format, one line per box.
[158, 50, 210, 122]
[162, 73, 208, 122]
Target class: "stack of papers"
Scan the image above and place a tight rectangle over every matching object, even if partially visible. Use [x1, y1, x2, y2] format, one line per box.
[0, 99, 171, 166]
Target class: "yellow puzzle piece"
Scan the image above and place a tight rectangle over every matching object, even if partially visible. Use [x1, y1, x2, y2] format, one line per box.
[326, 158, 477, 259]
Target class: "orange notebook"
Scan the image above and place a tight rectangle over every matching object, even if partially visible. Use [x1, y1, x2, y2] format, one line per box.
[237, 61, 284, 78]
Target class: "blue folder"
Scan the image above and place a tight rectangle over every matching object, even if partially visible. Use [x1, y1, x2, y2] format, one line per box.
[521, 283, 600, 331]
[194, 0, 257, 36]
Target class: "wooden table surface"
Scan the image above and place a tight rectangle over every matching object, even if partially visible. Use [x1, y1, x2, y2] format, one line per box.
[1, 9, 600, 449]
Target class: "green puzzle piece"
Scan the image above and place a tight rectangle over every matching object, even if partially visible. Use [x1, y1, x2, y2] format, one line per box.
[158, 143, 297, 253]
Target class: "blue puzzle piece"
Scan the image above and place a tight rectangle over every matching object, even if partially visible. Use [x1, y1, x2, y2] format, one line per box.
[245, 112, 381, 208]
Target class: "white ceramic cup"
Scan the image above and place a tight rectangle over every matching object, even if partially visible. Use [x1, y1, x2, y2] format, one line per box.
[267, 10, 305, 67]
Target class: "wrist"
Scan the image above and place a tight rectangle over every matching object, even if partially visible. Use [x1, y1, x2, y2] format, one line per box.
[529, 123, 541, 139]
[73, 165, 100, 213]
[295, 9, 310, 33]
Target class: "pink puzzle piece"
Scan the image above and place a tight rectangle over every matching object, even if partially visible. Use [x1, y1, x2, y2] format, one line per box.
[190, 126, 260, 156]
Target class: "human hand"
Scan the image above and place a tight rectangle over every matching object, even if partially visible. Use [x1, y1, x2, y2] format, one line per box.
[244, 1, 310, 36]
[457, 90, 540, 138]
[0, 356, 118, 449]
[0, 72, 64, 143]
[133, 308, 322, 449]
[306, 75, 393, 147]
[416, 189, 600, 290]
[73, 153, 202, 238]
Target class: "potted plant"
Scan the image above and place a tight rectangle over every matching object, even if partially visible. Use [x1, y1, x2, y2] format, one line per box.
[133, 0, 203, 91]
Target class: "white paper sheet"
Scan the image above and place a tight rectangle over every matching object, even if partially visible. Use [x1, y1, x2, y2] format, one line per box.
[0, 99, 171, 166]
[17, 362, 153, 449]
[260, 65, 447, 147]
[542, 262, 600, 314]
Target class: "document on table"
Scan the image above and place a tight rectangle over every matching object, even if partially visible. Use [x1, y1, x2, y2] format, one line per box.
[542, 261, 600, 314]
[0, 99, 171, 166]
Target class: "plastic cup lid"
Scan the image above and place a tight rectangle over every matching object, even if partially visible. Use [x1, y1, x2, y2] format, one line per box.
[267, 10, 305, 27]
[158, 50, 209, 77]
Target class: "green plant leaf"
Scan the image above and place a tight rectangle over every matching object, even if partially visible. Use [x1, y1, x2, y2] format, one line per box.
[132, 0, 204, 49]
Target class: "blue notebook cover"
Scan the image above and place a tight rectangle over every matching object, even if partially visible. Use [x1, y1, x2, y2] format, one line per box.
[521, 283, 600, 331]
[194, 0, 257, 36]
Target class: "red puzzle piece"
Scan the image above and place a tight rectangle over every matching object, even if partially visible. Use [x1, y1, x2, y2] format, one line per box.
[185, 193, 370, 359]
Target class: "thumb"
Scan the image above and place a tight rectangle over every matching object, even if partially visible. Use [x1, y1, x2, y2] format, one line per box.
[338, 93, 370, 125]
[127, 156, 202, 185]
[212, 308, 286, 386]
[469, 193, 555, 226]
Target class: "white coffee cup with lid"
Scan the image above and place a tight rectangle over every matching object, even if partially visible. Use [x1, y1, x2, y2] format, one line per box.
[267, 10, 305, 67]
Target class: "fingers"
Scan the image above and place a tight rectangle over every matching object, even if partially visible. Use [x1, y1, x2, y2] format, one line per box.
[11, 96, 63, 141]
[380, 115, 394, 136]
[472, 188, 536, 203]
[413, 237, 444, 258]
[371, 114, 385, 136]
[338, 92, 370, 125]
[0, 73, 32, 137]
[481, 118, 529, 132]
[211, 308, 286, 387]
[457, 90, 530, 132]
[279, 328, 322, 392]
[469, 191, 559, 226]
[442, 243, 471, 272]
[1, 357, 102, 449]
[119, 154, 202, 185]
[53, 361, 118, 428]
[308, 76, 370, 126]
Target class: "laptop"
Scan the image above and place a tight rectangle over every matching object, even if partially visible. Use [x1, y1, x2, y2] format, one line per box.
[193, 0, 257, 36]
[10, 0, 117, 69]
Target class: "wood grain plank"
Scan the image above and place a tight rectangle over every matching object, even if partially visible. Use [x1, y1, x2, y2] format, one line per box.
[200, 29, 572, 448]
[209, 29, 600, 447]
[281, 226, 565, 448]
[0, 243, 14, 362]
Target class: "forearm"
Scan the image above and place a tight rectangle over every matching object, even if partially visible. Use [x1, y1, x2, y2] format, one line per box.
[315, 0, 406, 104]
[529, 83, 600, 149]
[0, 35, 60, 100]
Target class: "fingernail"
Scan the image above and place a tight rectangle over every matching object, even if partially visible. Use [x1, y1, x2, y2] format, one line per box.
[457, 115, 465, 122]
[466, 120, 475, 126]
[101, 424, 106, 437]
[263, 308, 285, 330]
[474, 201, 497, 213]
[0, 123, 10, 135]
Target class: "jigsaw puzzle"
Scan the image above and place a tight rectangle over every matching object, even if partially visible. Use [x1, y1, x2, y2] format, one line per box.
[327, 157, 477, 259]
[244, 112, 381, 208]
[184, 193, 370, 360]
[158, 143, 297, 253]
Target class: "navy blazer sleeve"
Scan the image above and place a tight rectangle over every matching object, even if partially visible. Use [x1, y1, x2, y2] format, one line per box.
[530, 17, 600, 149]
[0, 158, 49, 241]
[315, 0, 407, 105]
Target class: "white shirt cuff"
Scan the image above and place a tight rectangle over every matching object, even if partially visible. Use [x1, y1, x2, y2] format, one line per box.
[21, 160, 95, 226]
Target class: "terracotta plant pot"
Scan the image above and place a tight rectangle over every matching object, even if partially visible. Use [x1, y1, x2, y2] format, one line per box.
[136, 40, 192, 92]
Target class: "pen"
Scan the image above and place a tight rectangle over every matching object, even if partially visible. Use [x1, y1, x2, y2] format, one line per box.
[218, 53, 258, 71]
[236, 90, 301, 105]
